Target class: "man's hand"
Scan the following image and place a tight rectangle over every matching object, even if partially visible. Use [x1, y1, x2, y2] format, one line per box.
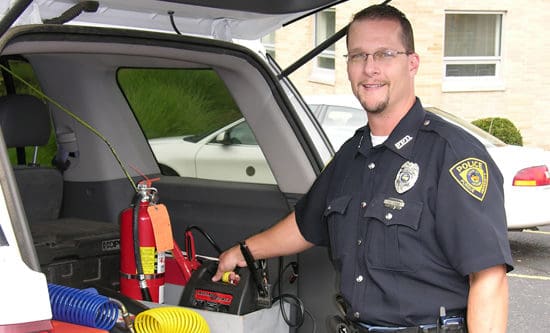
[212, 244, 247, 282]
[211, 212, 314, 282]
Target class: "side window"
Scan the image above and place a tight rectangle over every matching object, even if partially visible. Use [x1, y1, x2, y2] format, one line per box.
[324, 105, 366, 129]
[0, 58, 55, 167]
[117, 68, 276, 184]
[317, 104, 367, 151]
[443, 12, 504, 92]
[211, 121, 257, 146]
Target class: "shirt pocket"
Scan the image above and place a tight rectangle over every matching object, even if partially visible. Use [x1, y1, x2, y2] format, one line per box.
[324, 195, 353, 269]
[363, 194, 423, 272]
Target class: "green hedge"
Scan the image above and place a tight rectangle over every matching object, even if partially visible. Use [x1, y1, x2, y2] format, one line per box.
[471, 117, 523, 146]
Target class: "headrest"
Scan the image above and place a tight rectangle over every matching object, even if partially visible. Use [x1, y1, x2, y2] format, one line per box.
[0, 94, 51, 148]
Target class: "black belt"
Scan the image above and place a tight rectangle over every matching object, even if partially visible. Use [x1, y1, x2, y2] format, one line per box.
[327, 316, 466, 333]
[352, 323, 466, 333]
[353, 323, 436, 333]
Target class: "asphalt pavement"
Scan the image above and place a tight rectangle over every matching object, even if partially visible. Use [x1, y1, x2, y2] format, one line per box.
[507, 225, 550, 332]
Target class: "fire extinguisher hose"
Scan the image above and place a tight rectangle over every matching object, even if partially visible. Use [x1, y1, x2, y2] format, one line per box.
[133, 191, 153, 302]
[133, 306, 210, 333]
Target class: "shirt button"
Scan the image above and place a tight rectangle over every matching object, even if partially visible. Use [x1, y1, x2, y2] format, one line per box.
[327, 205, 332, 210]
[357, 239, 362, 245]
[385, 212, 393, 220]
[354, 312, 360, 319]
[356, 275, 363, 283]
[424, 119, 431, 126]
[360, 201, 367, 208]
[368, 162, 375, 169]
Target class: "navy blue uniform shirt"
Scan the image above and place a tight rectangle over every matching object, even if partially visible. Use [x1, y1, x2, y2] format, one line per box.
[295, 98, 513, 326]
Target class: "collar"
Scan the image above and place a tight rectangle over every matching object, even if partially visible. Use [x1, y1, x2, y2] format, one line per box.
[356, 98, 426, 159]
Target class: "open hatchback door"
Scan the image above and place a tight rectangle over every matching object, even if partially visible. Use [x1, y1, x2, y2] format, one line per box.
[0, 1, 358, 332]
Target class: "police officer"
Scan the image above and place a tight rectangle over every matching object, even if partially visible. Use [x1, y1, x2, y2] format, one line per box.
[213, 4, 513, 332]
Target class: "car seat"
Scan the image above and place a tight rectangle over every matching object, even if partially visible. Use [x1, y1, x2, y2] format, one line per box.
[0, 94, 63, 222]
[0, 94, 120, 289]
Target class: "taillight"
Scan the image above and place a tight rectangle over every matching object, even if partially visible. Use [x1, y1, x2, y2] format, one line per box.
[512, 165, 550, 186]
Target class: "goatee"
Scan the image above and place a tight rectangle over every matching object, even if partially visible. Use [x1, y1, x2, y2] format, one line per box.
[360, 97, 388, 114]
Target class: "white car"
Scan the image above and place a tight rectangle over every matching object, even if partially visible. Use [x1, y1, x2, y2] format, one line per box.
[306, 95, 550, 230]
[151, 94, 550, 230]
[149, 118, 276, 184]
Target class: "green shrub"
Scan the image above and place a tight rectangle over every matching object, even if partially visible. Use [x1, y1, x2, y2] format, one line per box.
[471, 117, 523, 146]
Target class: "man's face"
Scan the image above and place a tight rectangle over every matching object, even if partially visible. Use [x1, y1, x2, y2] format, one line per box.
[346, 19, 419, 114]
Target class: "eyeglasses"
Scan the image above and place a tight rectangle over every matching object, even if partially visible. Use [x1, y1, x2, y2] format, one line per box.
[344, 49, 411, 65]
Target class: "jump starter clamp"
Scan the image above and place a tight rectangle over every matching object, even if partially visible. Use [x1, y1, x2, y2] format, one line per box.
[179, 260, 272, 315]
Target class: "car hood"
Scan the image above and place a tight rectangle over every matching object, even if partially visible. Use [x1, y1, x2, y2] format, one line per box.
[5, 0, 346, 40]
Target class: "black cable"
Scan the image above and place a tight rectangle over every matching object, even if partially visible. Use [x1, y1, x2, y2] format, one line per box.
[168, 11, 182, 35]
[132, 192, 151, 302]
[42, 1, 99, 25]
[304, 307, 318, 333]
[272, 261, 298, 291]
[274, 293, 306, 328]
[185, 225, 223, 254]
[273, 256, 316, 330]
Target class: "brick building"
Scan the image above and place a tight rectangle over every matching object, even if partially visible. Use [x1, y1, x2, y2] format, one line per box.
[265, 0, 550, 148]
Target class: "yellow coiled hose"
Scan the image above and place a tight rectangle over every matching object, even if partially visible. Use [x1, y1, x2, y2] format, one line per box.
[134, 306, 210, 333]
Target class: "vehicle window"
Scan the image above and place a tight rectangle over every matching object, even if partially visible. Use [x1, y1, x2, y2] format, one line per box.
[0, 58, 56, 167]
[212, 121, 257, 145]
[323, 105, 366, 129]
[118, 68, 276, 184]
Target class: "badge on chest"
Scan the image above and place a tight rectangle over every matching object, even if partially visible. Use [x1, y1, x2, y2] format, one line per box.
[395, 161, 419, 194]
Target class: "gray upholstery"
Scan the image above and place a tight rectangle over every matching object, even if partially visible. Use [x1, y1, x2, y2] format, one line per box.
[0, 94, 62, 222]
[13, 166, 63, 221]
[0, 94, 50, 148]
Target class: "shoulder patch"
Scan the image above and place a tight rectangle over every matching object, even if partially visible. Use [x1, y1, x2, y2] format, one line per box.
[449, 158, 489, 201]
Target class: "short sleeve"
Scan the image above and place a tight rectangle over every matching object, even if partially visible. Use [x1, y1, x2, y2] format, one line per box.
[434, 146, 513, 276]
[294, 156, 339, 246]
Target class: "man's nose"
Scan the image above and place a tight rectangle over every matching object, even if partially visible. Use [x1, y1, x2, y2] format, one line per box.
[362, 56, 379, 75]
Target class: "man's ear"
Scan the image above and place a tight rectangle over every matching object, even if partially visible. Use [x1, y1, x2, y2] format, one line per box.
[408, 53, 420, 75]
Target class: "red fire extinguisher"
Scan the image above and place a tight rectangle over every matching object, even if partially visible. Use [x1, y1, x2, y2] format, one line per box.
[120, 182, 165, 303]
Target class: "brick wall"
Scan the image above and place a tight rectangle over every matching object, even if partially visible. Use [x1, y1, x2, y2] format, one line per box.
[273, 0, 550, 148]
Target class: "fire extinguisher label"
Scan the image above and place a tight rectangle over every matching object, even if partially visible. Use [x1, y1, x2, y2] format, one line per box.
[157, 251, 166, 274]
[140, 246, 156, 274]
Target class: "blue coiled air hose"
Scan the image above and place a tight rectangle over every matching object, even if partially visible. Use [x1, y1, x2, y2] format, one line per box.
[48, 283, 119, 330]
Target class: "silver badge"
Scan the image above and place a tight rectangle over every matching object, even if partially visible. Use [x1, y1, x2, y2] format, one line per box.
[395, 161, 419, 194]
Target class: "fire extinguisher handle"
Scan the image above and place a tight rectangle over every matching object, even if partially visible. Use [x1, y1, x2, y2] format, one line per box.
[185, 230, 196, 261]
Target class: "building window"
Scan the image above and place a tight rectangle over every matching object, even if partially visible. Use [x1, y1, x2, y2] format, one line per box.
[443, 12, 504, 91]
[261, 32, 275, 58]
[315, 9, 335, 70]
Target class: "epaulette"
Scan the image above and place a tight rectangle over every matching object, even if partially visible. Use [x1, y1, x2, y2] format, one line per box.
[420, 110, 486, 154]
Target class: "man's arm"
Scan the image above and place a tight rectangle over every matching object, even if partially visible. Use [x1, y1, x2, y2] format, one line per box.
[212, 211, 314, 281]
[467, 264, 509, 333]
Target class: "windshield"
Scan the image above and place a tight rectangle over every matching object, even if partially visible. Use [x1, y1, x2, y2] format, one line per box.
[426, 107, 506, 147]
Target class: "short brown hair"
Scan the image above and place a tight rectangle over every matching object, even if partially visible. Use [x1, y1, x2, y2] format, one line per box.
[346, 4, 415, 52]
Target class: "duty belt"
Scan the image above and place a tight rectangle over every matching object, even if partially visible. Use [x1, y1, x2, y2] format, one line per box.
[328, 316, 466, 333]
